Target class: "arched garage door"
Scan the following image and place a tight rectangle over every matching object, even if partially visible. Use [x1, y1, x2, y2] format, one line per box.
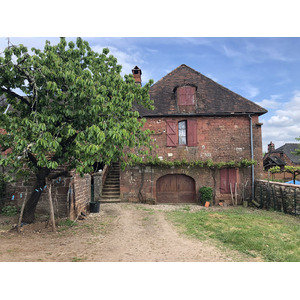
[156, 174, 196, 203]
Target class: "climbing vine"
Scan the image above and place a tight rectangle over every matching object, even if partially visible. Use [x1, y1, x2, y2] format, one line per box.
[133, 157, 256, 169]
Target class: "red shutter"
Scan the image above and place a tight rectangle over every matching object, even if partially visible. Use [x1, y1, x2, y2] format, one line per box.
[220, 168, 237, 194]
[187, 119, 197, 147]
[220, 168, 229, 193]
[185, 86, 195, 105]
[228, 168, 237, 188]
[178, 86, 195, 106]
[178, 87, 187, 105]
[166, 120, 177, 147]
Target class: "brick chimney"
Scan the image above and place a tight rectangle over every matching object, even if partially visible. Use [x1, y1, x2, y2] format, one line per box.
[268, 141, 275, 153]
[132, 66, 142, 85]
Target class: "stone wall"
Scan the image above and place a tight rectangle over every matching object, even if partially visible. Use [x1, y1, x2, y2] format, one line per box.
[120, 165, 252, 204]
[142, 115, 264, 178]
[255, 180, 300, 216]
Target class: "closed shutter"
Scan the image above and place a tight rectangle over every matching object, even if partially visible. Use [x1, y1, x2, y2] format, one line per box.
[220, 168, 229, 193]
[166, 120, 177, 147]
[220, 168, 237, 193]
[178, 86, 195, 106]
[187, 119, 197, 147]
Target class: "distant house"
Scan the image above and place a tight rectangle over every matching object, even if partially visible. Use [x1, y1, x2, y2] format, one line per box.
[263, 141, 300, 170]
[115, 64, 268, 205]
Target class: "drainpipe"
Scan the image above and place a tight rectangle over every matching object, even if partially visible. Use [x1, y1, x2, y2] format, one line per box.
[249, 114, 254, 201]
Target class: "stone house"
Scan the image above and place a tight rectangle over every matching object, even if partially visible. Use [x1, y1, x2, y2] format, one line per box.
[263, 142, 300, 181]
[263, 142, 300, 170]
[115, 64, 268, 205]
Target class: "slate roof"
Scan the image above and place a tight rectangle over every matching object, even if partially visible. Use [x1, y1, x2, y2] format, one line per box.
[138, 64, 268, 117]
[263, 155, 286, 169]
[273, 143, 300, 164]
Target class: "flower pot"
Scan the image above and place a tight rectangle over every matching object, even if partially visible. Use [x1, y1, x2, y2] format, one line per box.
[205, 201, 210, 207]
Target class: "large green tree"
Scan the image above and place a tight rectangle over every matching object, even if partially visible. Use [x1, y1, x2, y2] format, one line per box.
[0, 38, 154, 223]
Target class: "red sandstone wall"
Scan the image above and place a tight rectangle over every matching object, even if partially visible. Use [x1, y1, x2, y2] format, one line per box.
[143, 115, 263, 175]
[121, 114, 263, 204]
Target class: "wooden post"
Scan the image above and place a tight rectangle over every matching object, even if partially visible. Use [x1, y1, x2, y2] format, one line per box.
[234, 183, 238, 206]
[17, 197, 27, 233]
[47, 179, 56, 233]
[230, 183, 234, 206]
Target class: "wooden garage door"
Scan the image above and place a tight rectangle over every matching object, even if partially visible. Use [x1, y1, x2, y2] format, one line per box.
[156, 174, 196, 203]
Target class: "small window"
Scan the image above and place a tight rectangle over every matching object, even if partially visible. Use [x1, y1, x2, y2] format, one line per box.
[178, 121, 187, 145]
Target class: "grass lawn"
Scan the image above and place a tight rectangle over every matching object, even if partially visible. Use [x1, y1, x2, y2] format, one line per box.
[166, 207, 300, 262]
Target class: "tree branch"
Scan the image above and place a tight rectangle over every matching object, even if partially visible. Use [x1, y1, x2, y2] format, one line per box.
[0, 87, 31, 107]
[27, 152, 38, 168]
[14, 65, 38, 111]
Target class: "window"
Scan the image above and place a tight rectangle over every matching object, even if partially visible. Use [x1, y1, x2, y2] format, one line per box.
[166, 119, 197, 147]
[177, 86, 196, 106]
[178, 121, 187, 145]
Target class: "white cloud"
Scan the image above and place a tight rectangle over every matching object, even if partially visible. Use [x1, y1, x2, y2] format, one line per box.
[90, 44, 146, 78]
[241, 84, 260, 98]
[261, 91, 300, 152]
[255, 94, 282, 109]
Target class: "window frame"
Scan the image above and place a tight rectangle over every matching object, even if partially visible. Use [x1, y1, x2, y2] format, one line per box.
[178, 120, 187, 145]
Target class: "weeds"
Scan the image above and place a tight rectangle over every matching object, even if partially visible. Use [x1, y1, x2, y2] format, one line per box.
[1, 205, 18, 216]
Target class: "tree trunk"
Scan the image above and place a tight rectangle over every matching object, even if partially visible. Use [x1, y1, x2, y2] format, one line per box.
[22, 168, 50, 224]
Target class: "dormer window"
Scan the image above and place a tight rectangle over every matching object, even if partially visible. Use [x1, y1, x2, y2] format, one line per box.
[177, 86, 196, 106]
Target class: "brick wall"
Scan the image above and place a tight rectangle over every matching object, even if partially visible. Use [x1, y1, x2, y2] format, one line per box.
[3, 167, 91, 221]
[255, 180, 300, 216]
[143, 115, 263, 172]
[121, 114, 263, 204]
[69, 172, 91, 220]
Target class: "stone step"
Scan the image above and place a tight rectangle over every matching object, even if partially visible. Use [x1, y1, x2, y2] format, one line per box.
[104, 181, 120, 185]
[100, 198, 121, 203]
[102, 188, 120, 192]
[100, 195, 120, 201]
[103, 183, 120, 187]
[102, 191, 120, 196]
[105, 176, 119, 179]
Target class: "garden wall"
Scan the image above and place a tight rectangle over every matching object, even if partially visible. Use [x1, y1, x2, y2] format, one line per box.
[255, 180, 300, 216]
[2, 167, 91, 221]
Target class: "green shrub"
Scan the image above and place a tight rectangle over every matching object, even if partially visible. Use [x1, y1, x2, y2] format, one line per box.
[199, 186, 213, 205]
[1, 205, 18, 216]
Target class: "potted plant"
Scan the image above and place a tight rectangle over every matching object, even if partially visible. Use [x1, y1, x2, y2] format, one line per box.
[199, 186, 213, 207]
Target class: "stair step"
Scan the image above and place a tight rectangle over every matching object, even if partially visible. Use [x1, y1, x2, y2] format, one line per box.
[100, 198, 121, 203]
[102, 192, 120, 196]
[102, 195, 120, 199]
[103, 188, 120, 192]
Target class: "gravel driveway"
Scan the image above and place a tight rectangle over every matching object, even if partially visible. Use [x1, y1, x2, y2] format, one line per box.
[0, 203, 259, 262]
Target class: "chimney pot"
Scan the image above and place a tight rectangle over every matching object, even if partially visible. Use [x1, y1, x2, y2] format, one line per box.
[132, 66, 142, 85]
[268, 141, 275, 153]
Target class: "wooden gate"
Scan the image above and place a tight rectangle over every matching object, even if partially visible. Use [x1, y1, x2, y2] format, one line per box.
[156, 174, 196, 203]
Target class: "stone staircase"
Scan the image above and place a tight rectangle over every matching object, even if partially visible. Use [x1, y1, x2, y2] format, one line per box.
[101, 162, 121, 203]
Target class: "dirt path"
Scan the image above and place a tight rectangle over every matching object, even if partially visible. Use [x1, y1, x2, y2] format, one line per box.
[0, 203, 259, 262]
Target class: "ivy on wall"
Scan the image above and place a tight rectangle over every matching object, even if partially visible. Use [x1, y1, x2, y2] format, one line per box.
[130, 157, 256, 169]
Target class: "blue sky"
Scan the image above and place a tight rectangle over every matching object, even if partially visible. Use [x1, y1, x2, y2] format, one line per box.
[1, 37, 300, 153]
